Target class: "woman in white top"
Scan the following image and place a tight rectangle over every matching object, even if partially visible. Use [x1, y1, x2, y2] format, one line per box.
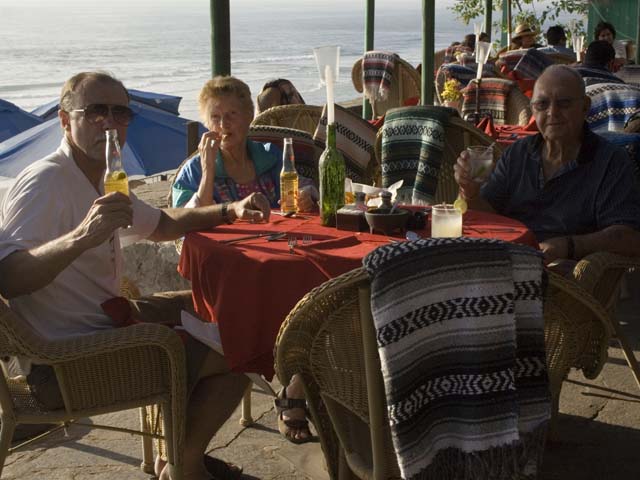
[595, 21, 628, 69]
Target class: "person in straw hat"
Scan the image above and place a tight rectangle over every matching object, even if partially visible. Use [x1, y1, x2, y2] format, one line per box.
[511, 23, 542, 49]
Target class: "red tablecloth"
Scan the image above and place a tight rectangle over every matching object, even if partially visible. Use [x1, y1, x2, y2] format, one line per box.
[178, 211, 538, 379]
[476, 115, 539, 147]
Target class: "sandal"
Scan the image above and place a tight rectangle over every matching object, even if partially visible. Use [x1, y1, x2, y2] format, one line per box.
[203, 455, 243, 480]
[274, 387, 313, 444]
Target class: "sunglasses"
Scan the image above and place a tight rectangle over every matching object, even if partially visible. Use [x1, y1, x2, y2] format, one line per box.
[530, 97, 582, 112]
[70, 104, 135, 126]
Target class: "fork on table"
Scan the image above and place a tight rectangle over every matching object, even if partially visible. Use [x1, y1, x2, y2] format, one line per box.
[287, 236, 298, 253]
[302, 234, 312, 245]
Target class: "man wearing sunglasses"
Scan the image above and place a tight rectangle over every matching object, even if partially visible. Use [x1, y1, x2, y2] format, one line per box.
[0, 71, 269, 480]
[455, 64, 640, 266]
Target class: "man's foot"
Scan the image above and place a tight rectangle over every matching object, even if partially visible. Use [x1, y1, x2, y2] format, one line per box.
[274, 387, 312, 444]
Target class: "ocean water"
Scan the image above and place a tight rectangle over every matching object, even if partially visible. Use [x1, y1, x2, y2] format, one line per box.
[0, 0, 473, 121]
[0, 0, 577, 121]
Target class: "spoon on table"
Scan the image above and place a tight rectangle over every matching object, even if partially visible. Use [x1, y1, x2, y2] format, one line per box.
[405, 231, 421, 241]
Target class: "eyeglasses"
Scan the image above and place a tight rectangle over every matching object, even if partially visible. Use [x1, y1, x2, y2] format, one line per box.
[530, 97, 582, 112]
[70, 104, 135, 126]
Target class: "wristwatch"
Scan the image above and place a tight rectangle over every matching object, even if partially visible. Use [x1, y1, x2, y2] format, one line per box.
[221, 202, 234, 224]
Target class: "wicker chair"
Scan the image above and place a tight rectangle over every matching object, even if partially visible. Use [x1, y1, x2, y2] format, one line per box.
[572, 253, 640, 391]
[351, 55, 421, 119]
[274, 266, 611, 479]
[435, 67, 531, 125]
[374, 112, 502, 203]
[0, 284, 187, 478]
[251, 104, 324, 136]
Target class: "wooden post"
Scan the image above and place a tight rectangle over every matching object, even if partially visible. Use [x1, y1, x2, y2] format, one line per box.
[636, 0, 640, 64]
[501, 0, 508, 48]
[210, 0, 231, 76]
[506, 0, 512, 48]
[484, 0, 492, 41]
[187, 121, 200, 157]
[363, 0, 374, 120]
[421, 0, 435, 106]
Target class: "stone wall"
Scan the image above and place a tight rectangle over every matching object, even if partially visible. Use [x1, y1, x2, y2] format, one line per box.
[122, 240, 190, 296]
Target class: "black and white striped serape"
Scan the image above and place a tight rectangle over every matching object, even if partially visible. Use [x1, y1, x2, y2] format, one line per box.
[363, 237, 550, 480]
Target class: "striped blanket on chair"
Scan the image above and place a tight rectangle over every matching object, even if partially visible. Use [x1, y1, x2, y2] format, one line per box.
[363, 51, 399, 103]
[380, 106, 453, 205]
[575, 66, 626, 86]
[440, 63, 497, 88]
[513, 48, 554, 80]
[586, 82, 640, 132]
[461, 78, 514, 125]
[363, 237, 550, 480]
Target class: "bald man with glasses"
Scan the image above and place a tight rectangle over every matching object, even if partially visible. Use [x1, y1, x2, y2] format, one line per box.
[455, 65, 640, 265]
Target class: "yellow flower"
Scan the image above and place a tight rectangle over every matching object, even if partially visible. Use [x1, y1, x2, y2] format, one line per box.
[441, 79, 462, 102]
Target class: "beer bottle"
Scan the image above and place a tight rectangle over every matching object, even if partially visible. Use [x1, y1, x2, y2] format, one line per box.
[104, 129, 129, 196]
[280, 137, 298, 214]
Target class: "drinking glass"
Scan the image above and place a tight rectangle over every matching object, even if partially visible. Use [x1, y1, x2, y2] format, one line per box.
[466, 145, 493, 182]
[431, 204, 463, 238]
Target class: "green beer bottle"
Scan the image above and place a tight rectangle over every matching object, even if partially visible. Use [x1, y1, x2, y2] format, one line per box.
[319, 123, 346, 226]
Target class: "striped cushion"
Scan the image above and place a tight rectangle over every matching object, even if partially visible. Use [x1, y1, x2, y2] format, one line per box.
[586, 82, 640, 132]
[461, 78, 514, 125]
[363, 237, 550, 480]
[380, 106, 453, 205]
[513, 48, 554, 80]
[313, 103, 378, 184]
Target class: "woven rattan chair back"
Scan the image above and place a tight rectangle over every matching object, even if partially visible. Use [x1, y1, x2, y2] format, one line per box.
[275, 266, 613, 478]
[274, 267, 400, 479]
[374, 111, 502, 204]
[0, 285, 187, 478]
[352, 55, 421, 119]
[251, 104, 324, 135]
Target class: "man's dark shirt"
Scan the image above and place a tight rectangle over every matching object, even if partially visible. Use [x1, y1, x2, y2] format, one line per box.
[481, 127, 640, 241]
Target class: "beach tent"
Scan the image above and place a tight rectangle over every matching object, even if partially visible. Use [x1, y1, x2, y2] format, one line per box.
[0, 99, 43, 143]
[31, 89, 183, 121]
[0, 100, 205, 179]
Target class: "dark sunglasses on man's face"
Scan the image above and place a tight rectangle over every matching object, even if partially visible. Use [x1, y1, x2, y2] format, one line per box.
[70, 104, 135, 126]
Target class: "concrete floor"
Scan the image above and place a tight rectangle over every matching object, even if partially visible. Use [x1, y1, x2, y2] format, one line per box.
[2, 275, 639, 480]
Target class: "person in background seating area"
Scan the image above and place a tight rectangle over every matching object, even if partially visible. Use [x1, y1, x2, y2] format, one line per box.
[255, 78, 305, 115]
[454, 65, 640, 269]
[575, 40, 625, 85]
[538, 25, 576, 61]
[595, 21, 628, 70]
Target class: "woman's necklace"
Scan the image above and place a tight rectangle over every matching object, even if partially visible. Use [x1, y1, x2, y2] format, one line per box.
[223, 147, 255, 184]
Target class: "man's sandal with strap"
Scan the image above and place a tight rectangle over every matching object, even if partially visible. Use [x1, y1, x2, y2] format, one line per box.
[274, 388, 313, 444]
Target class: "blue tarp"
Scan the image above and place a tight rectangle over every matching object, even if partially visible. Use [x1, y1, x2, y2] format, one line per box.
[0, 99, 44, 143]
[30, 89, 183, 120]
[0, 100, 205, 178]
